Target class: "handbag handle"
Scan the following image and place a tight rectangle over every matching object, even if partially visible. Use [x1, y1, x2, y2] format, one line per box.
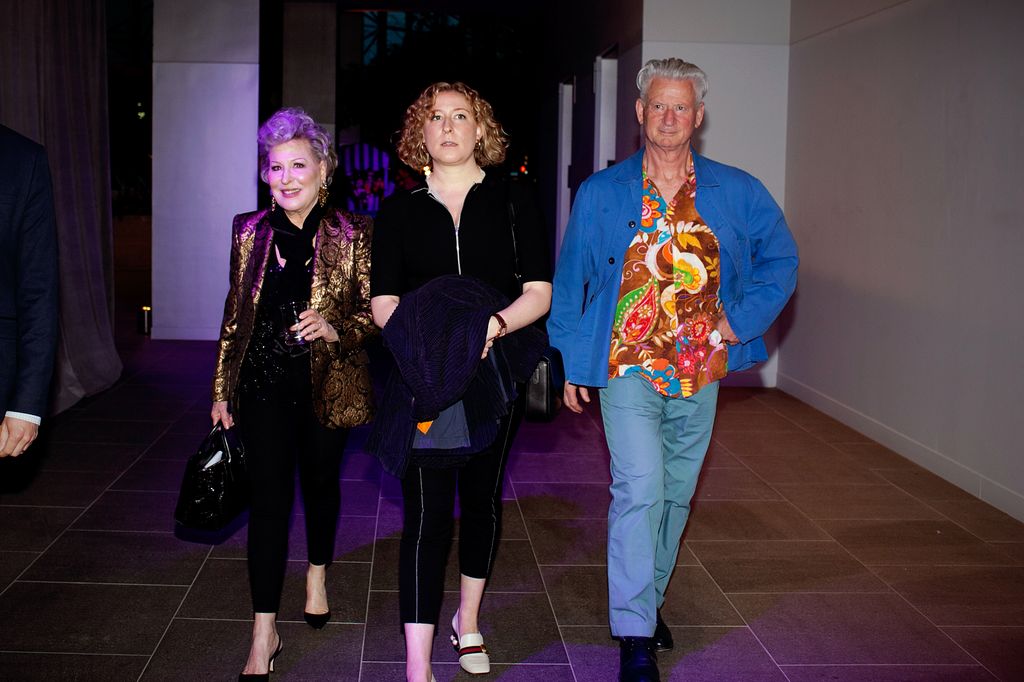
[205, 423, 236, 464]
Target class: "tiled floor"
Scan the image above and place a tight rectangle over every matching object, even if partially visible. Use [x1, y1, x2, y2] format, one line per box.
[2, 338, 1023, 681]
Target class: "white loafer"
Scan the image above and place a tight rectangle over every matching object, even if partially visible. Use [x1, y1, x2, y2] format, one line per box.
[450, 613, 490, 675]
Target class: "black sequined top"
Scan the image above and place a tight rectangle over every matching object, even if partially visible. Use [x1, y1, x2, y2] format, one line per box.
[237, 207, 320, 406]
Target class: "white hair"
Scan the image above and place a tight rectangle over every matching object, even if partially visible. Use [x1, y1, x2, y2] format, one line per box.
[636, 58, 708, 104]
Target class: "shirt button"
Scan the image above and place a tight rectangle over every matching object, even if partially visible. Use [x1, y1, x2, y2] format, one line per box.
[608, 257, 615, 264]
[628, 221, 636, 228]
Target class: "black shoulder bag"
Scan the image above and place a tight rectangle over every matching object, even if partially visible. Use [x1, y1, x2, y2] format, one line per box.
[508, 186, 558, 422]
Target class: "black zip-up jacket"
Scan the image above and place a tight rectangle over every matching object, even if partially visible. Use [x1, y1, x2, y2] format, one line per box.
[370, 175, 551, 302]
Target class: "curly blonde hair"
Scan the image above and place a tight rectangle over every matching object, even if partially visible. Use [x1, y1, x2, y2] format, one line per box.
[396, 82, 508, 172]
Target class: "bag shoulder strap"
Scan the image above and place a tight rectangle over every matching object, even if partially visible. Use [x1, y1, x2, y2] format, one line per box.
[506, 180, 522, 284]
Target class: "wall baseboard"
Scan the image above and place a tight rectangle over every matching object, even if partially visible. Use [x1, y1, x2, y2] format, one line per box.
[777, 373, 1024, 524]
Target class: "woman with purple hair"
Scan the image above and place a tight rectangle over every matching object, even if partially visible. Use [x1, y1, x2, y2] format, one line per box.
[210, 108, 376, 680]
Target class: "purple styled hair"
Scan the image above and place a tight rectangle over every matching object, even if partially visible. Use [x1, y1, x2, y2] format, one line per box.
[257, 107, 338, 184]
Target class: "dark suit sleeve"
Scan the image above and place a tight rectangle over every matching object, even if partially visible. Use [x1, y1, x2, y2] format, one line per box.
[11, 145, 59, 416]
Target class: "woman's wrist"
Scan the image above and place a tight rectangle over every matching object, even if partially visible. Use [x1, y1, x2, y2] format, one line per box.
[492, 313, 508, 338]
[324, 322, 339, 344]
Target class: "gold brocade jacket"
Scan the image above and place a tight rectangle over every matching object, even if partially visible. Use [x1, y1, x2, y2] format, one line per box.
[212, 207, 376, 429]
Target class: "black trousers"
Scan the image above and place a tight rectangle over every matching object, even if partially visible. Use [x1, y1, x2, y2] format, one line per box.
[239, 393, 348, 614]
[398, 395, 523, 625]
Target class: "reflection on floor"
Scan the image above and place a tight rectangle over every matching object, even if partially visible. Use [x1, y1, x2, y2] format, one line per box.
[1, 338, 1022, 681]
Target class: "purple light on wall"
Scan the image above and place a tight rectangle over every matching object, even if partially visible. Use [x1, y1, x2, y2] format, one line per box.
[338, 143, 394, 214]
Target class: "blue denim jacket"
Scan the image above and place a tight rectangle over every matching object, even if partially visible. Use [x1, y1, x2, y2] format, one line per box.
[548, 148, 798, 388]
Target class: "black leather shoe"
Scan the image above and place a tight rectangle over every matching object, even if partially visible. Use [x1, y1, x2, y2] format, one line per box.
[653, 609, 674, 651]
[619, 636, 660, 682]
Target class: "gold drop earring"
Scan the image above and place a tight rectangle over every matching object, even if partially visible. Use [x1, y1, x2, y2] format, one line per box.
[421, 141, 431, 177]
[318, 180, 328, 208]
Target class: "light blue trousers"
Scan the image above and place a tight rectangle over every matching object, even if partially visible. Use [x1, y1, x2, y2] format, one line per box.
[600, 373, 719, 637]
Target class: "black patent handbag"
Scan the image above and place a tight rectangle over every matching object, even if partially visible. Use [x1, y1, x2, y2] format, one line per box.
[525, 354, 556, 422]
[174, 423, 248, 530]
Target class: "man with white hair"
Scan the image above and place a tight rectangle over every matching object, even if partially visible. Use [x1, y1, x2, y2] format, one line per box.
[548, 58, 798, 681]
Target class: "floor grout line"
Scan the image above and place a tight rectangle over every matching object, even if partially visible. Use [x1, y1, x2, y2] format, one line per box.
[134, 542, 215, 682]
[0, 650, 151, 657]
[0, 414, 185, 601]
[507, 467, 580, 682]
[718, 400, 1005, 680]
[356, 457, 385, 682]
[5, 385, 1023, 679]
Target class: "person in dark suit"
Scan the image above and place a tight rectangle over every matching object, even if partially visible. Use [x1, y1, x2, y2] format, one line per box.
[0, 125, 59, 458]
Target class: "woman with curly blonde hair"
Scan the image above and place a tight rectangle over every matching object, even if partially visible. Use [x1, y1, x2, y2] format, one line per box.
[395, 81, 508, 172]
[370, 82, 551, 682]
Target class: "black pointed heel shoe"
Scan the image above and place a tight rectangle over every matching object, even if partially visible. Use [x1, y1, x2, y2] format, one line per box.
[303, 610, 331, 629]
[238, 637, 283, 681]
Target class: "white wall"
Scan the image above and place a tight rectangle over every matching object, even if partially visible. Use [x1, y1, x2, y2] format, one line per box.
[639, 0, 791, 386]
[781, 0, 1024, 520]
[152, 0, 259, 339]
[643, 0, 790, 44]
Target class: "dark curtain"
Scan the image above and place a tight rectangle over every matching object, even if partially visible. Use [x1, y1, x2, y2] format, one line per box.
[0, 0, 123, 413]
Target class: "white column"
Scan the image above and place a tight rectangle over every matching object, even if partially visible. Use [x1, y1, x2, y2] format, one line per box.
[151, 0, 260, 339]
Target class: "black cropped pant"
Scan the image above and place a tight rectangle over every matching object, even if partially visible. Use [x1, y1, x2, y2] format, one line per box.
[239, 394, 348, 614]
[398, 395, 523, 625]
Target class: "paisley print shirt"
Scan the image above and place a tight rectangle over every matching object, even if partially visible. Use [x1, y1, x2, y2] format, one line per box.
[607, 157, 728, 398]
